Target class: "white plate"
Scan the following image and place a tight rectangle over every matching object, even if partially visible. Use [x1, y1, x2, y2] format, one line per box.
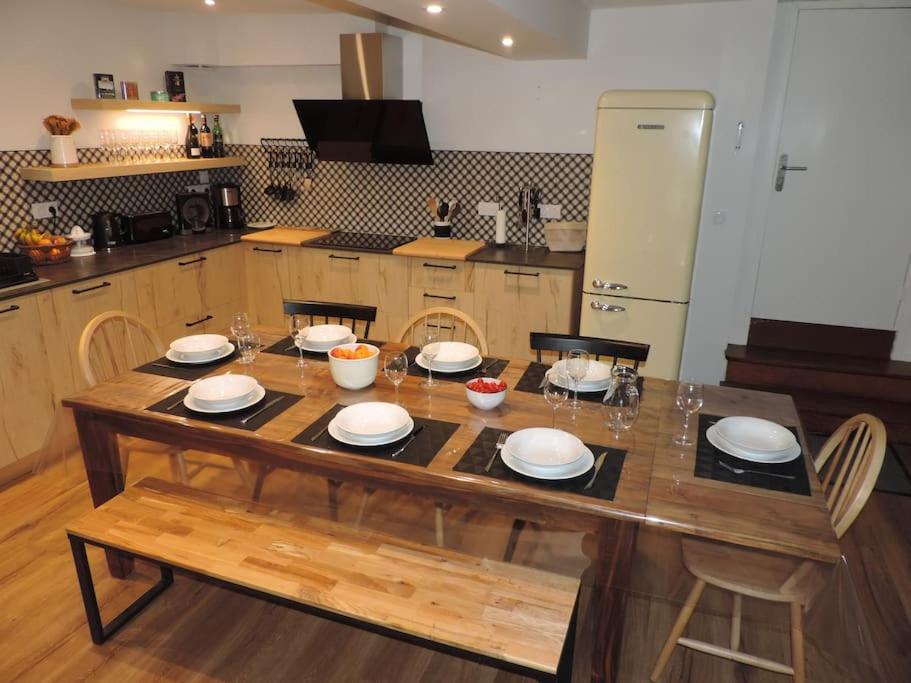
[297, 333, 357, 353]
[169, 334, 229, 359]
[553, 359, 613, 386]
[431, 341, 480, 367]
[545, 368, 610, 393]
[707, 425, 801, 464]
[303, 324, 353, 350]
[415, 353, 482, 374]
[188, 374, 260, 409]
[334, 402, 411, 438]
[165, 343, 235, 365]
[504, 428, 586, 468]
[328, 417, 415, 447]
[246, 220, 277, 230]
[715, 416, 797, 453]
[183, 384, 266, 414]
[502, 446, 595, 480]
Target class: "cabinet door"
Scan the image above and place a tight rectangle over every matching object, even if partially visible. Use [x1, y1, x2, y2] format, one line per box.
[373, 254, 410, 341]
[474, 264, 575, 360]
[245, 244, 290, 327]
[199, 244, 245, 311]
[0, 293, 59, 468]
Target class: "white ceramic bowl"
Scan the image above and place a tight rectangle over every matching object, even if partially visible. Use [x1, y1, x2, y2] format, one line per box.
[715, 416, 796, 453]
[433, 341, 481, 369]
[465, 378, 507, 410]
[327, 343, 380, 390]
[169, 334, 229, 361]
[303, 324, 353, 350]
[188, 374, 259, 409]
[504, 428, 585, 468]
[335, 401, 411, 438]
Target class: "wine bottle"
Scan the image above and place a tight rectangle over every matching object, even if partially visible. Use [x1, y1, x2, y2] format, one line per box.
[185, 114, 201, 159]
[199, 114, 214, 158]
[212, 114, 224, 158]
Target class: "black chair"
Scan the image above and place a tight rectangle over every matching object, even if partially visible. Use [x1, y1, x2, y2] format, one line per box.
[530, 332, 650, 368]
[283, 300, 378, 339]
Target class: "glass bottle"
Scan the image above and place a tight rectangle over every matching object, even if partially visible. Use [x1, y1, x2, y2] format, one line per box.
[212, 114, 224, 158]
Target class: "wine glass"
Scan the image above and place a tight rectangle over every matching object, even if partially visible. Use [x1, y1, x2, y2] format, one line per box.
[673, 381, 704, 446]
[384, 352, 408, 404]
[602, 365, 640, 437]
[289, 314, 309, 368]
[237, 332, 261, 365]
[543, 369, 570, 428]
[420, 328, 440, 389]
[566, 349, 590, 410]
[230, 312, 250, 345]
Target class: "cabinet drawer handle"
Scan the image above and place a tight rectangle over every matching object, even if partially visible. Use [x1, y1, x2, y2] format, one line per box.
[72, 281, 111, 295]
[423, 293, 457, 301]
[427, 322, 454, 331]
[0, 304, 20, 314]
[253, 247, 282, 254]
[328, 254, 360, 261]
[185, 314, 214, 327]
[178, 256, 207, 266]
[422, 262, 457, 270]
[591, 301, 626, 313]
[592, 279, 627, 291]
[504, 270, 540, 278]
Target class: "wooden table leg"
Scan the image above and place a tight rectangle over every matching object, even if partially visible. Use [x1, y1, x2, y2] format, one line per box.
[73, 410, 133, 578]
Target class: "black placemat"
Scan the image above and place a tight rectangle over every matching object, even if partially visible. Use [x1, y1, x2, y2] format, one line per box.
[694, 414, 811, 496]
[454, 427, 626, 500]
[403, 346, 509, 383]
[135, 349, 238, 380]
[263, 336, 386, 360]
[292, 403, 460, 467]
[147, 387, 302, 431]
[513, 362, 644, 403]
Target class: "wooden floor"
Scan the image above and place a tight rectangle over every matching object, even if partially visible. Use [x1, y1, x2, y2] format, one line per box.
[1, 447, 908, 682]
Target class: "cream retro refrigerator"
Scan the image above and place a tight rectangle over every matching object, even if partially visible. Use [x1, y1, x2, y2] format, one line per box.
[580, 90, 714, 379]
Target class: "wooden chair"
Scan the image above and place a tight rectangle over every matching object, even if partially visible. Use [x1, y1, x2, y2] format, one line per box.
[78, 311, 253, 491]
[283, 299, 378, 340]
[530, 331, 650, 368]
[650, 413, 887, 683]
[397, 306, 490, 355]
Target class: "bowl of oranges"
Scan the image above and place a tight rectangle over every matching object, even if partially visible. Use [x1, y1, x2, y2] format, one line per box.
[328, 343, 380, 390]
[15, 227, 73, 265]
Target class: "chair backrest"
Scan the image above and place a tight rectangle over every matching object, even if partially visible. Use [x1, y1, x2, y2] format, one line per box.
[397, 307, 490, 356]
[283, 299, 378, 339]
[529, 332, 650, 368]
[78, 310, 165, 387]
[814, 413, 886, 538]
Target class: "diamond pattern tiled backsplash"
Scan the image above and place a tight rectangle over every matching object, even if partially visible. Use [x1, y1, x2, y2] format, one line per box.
[0, 144, 592, 252]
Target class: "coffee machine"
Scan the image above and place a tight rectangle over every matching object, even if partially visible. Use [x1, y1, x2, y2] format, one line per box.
[213, 183, 245, 232]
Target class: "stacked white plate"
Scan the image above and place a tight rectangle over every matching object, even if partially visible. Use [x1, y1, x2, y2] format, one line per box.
[416, 341, 481, 373]
[297, 324, 355, 352]
[167, 334, 234, 364]
[707, 416, 801, 463]
[328, 402, 414, 446]
[184, 374, 265, 413]
[501, 428, 595, 480]
[548, 359, 613, 392]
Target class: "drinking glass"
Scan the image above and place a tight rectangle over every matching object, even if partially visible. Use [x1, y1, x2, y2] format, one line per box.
[602, 365, 640, 437]
[566, 349, 590, 410]
[673, 381, 704, 446]
[543, 369, 570, 428]
[384, 352, 408, 404]
[230, 312, 250, 345]
[289, 314, 309, 368]
[237, 332, 261, 365]
[420, 328, 440, 389]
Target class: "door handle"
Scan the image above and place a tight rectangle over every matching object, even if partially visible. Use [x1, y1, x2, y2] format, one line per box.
[185, 314, 214, 327]
[504, 270, 539, 278]
[775, 153, 808, 191]
[328, 254, 360, 261]
[72, 281, 111, 295]
[591, 301, 626, 313]
[178, 256, 207, 267]
[0, 304, 20, 314]
[592, 279, 627, 291]
[253, 247, 282, 253]
[423, 293, 457, 301]
[422, 262, 457, 270]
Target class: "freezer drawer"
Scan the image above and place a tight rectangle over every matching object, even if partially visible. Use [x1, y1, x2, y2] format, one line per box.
[580, 294, 688, 379]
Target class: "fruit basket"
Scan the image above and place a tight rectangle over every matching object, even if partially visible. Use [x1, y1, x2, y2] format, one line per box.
[17, 239, 74, 265]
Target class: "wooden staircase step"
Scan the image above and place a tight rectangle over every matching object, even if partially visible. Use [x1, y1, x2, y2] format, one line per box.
[746, 318, 894, 359]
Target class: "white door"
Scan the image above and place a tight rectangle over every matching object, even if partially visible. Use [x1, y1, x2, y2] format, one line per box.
[752, 8, 911, 330]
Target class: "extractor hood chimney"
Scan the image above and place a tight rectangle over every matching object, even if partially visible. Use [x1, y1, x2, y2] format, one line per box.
[340, 33, 403, 100]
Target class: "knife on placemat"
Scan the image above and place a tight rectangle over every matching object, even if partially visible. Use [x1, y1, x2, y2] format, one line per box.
[391, 424, 425, 459]
[584, 451, 609, 490]
[240, 396, 284, 425]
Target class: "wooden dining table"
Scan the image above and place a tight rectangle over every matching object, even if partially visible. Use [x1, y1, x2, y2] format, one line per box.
[63, 327, 840, 682]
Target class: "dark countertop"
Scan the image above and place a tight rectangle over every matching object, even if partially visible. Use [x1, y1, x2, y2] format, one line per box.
[1, 231, 241, 302]
[467, 244, 585, 271]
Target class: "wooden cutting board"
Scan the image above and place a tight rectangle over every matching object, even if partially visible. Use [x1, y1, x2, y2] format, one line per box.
[392, 237, 486, 261]
[240, 226, 331, 246]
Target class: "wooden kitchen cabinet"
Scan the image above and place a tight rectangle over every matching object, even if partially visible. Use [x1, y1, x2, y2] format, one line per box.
[473, 263, 576, 360]
[244, 243, 291, 327]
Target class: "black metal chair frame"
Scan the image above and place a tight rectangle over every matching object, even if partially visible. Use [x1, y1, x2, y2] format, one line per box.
[530, 332, 650, 368]
[282, 299, 378, 339]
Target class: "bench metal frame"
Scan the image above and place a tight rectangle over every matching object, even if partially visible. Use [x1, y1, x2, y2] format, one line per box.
[68, 533, 578, 682]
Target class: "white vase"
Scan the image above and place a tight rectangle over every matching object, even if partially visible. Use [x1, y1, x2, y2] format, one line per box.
[49, 135, 79, 167]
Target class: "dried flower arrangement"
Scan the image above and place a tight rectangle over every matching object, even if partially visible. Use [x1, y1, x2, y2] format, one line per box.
[43, 115, 81, 136]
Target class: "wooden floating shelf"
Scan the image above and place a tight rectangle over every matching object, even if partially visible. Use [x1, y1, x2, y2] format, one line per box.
[71, 98, 240, 114]
[19, 156, 246, 182]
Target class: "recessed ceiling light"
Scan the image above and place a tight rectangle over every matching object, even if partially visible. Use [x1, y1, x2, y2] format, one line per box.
[204, 0, 215, 6]
[426, 4, 443, 14]
[501, 36, 514, 47]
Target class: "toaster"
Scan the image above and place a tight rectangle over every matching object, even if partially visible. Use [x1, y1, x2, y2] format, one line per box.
[122, 211, 174, 244]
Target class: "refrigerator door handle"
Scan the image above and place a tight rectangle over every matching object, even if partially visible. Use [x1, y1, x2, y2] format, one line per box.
[591, 301, 626, 313]
[592, 279, 628, 291]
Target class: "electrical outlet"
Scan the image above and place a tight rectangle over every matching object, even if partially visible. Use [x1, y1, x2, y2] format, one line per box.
[539, 204, 562, 220]
[477, 201, 499, 217]
[186, 184, 210, 194]
[31, 201, 59, 220]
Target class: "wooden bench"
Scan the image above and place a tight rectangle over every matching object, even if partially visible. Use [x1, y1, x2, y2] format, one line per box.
[66, 478, 580, 681]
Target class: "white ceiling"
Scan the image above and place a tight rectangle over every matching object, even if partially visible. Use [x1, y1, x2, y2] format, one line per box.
[115, 0, 331, 13]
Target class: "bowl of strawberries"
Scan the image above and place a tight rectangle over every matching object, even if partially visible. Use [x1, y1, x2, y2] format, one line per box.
[465, 377, 507, 411]
[328, 343, 380, 390]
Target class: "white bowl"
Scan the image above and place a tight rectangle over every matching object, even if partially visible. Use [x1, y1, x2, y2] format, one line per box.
[169, 334, 229, 361]
[504, 428, 585, 468]
[433, 341, 481, 368]
[303, 324, 353, 350]
[465, 378, 507, 410]
[188, 374, 259, 409]
[335, 401, 411, 438]
[327, 343, 380, 390]
[715, 416, 797, 453]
